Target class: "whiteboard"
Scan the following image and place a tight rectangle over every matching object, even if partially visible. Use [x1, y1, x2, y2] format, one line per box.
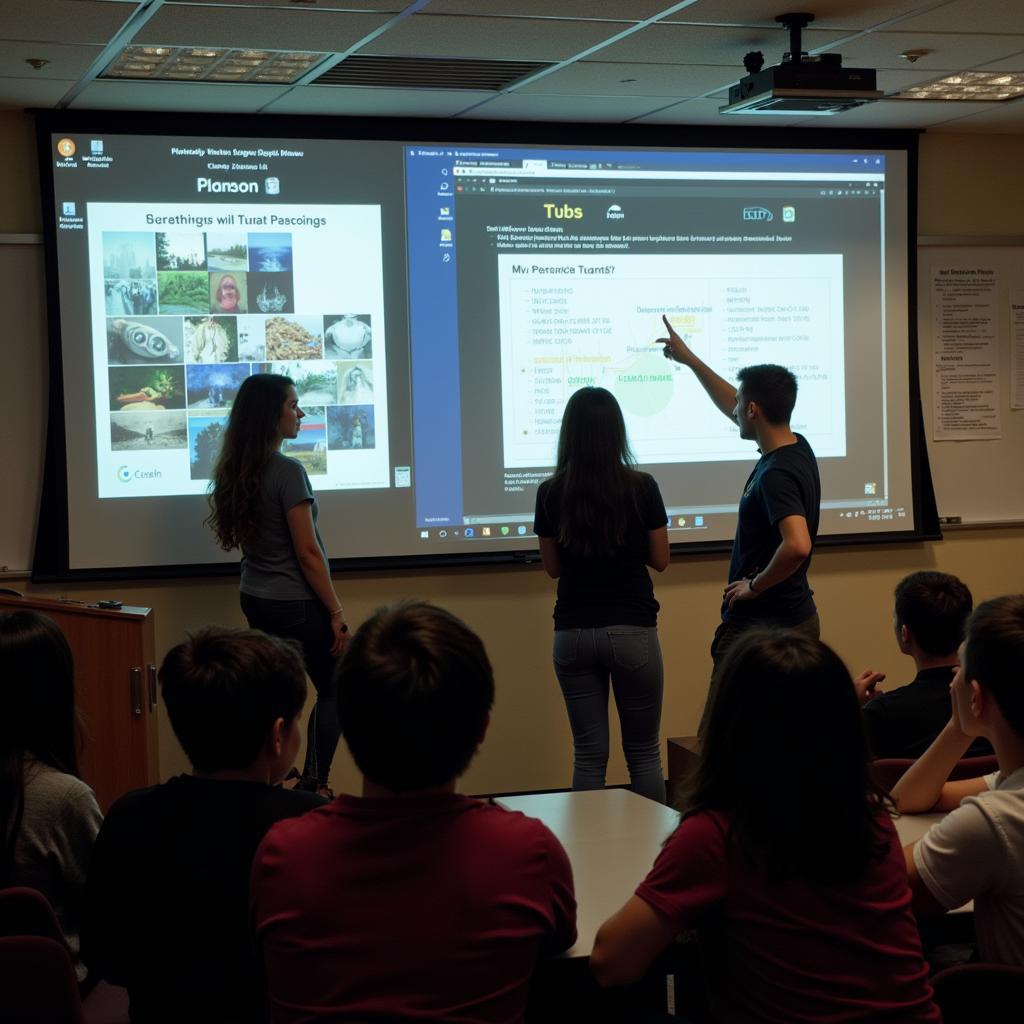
[917, 240, 1024, 527]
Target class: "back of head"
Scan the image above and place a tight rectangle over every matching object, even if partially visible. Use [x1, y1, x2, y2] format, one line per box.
[894, 571, 973, 657]
[337, 602, 494, 791]
[736, 364, 797, 425]
[964, 594, 1024, 739]
[159, 627, 307, 773]
[553, 386, 638, 557]
[0, 610, 78, 775]
[207, 373, 294, 550]
[689, 629, 885, 882]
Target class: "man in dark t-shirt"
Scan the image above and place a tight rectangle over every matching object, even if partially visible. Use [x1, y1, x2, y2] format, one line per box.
[84, 628, 324, 1024]
[656, 317, 821, 729]
[854, 571, 992, 760]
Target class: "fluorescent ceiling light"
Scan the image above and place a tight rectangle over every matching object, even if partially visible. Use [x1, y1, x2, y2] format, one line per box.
[101, 45, 329, 85]
[894, 71, 1024, 102]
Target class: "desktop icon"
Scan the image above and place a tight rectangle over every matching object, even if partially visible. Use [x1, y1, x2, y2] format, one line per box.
[56, 138, 76, 158]
[420, 529, 429, 538]
[440, 228, 452, 241]
[694, 515, 704, 527]
[90, 139, 104, 155]
[782, 206, 795, 222]
[517, 525, 527, 536]
[500, 526, 510, 536]
[439, 206, 450, 216]
[62, 201, 76, 216]
[464, 527, 475, 538]
[481, 526, 491, 537]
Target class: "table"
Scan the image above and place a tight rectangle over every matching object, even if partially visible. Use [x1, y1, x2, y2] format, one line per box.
[500, 788, 679, 959]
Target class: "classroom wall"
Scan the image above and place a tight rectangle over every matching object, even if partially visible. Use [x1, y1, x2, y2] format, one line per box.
[5, 110, 1023, 796]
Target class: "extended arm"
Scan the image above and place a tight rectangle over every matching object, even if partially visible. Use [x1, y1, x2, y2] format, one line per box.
[590, 895, 679, 987]
[655, 314, 737, 421]
[285, 501, 348, 653]
[725, 514, 812, 608]
[647, 526, 670, 572]
[890, 717, 984, 813]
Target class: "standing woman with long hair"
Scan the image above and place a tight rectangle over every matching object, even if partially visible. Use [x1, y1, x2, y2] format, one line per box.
[533, 387, 669, 803]
[591, 631, 940, 1022]
[0, 610, 103, 985]
[207, 373, 347, 795]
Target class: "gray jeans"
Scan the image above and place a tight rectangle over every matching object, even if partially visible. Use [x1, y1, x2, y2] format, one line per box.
[553, 625, 666, 803]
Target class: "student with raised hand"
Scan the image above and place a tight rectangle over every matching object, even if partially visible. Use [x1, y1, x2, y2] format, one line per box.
[855, 570, 991, 759]
[534, 386, 669, 803]
[591, 630, 939, 1023]
[0, 610, 102, 987]
[206, 372, 348, 796]
[84, 627, 323, 1024]
[893, 595, 1024, 965]
[252, 602, 576, 1024]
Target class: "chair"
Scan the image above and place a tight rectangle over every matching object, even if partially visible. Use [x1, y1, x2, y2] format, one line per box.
[0, 935, 86, 1024]
[872, 755, 998, 793]
[930, 962, 1024, 1024]
[0, 887, 130, 1024]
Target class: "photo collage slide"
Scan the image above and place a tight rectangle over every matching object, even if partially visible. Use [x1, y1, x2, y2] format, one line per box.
[102, 229, 377, 480]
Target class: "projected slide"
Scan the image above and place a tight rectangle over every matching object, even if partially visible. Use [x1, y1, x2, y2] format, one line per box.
[87, 203, 388, 498]
[497, 253, 846, 468]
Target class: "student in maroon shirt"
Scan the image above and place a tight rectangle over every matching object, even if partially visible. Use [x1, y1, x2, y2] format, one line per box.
[252, 601, 577, 1024]
[591, 630, 940, 1023]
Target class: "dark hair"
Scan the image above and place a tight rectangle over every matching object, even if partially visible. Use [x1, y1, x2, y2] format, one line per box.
[205, 373, 294, 550]
[547, 387, 643, 558]
[894, 571, 973, 657]
[159, 627, 307, 773]
[681, 630, 889, 882]
[964, 595, 1024, 739]
[337, 602, 494, 791]
[0, 611, 80, 882]
[736, 364, 797, 425]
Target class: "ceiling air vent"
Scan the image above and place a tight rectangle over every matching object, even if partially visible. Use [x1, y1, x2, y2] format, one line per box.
[312, 55, 551, 91]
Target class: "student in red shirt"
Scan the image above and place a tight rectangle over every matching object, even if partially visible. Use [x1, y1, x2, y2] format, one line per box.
[591, 630, 940, 1023]
[252, 601, 577, 1024]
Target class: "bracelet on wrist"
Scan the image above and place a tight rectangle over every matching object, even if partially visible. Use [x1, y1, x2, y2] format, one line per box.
[749, 575, 760, 593]
[329, 606, 345, 618]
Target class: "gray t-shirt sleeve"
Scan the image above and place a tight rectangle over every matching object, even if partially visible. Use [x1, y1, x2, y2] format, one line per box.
[277, 457, 315, 512]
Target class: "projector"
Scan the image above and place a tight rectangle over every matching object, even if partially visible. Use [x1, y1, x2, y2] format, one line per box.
[720, 12, 883, 116]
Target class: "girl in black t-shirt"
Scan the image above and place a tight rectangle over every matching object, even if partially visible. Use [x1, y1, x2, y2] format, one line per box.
[533, 387, 669, 803]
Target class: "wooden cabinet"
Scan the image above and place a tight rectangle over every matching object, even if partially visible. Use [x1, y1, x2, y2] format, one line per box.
[0, 594, 159, 812]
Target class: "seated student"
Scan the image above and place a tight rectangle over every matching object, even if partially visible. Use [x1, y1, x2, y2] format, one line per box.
[0, 610, 103, 986]
[84, 627, 324, 1023]
[590, 630, 939, 1023]
[855, 570, 992, 759]
[252, 601, 577, 1024]
[894, 594, 1024, 966]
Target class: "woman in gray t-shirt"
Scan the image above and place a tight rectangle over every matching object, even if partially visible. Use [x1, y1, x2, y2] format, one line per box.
[207, 374, 349, 795]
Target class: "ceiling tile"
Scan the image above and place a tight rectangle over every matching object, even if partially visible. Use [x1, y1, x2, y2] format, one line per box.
[361, 14, 626, 60]
[893, 0, 1024, 35]
[595, 23, 849, 65]
[0, 41, 104, 80]
[425, 1, 666, 18]
[172, 0, 403, 8]
[263, 83, 496, 116]
[516, 60, 733, 98]
[68, 79, 293, 112]
[134, 7, 390, 51]
[823, 31, 1024, 71]
[0, 76, 80, 109]
[456, 92, 686, 122]
[658, 1, 937, 32]
[630, 94, 809, 125]
[2, 1, 133, 44]
[977, 51, 1024, 73]
[926, 99, 1024, 133]
[796, 96, 998, 129]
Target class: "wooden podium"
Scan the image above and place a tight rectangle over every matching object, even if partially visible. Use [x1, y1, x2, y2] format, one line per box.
[0, 594, 159, 812]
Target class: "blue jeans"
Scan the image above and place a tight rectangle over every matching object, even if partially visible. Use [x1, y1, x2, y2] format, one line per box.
[240, 593, 340, 785]
[553, 626, 666, 803]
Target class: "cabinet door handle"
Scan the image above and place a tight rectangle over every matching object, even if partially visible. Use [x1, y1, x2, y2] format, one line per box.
[147, 664, 158, 711]
[130, 666, 143, 718]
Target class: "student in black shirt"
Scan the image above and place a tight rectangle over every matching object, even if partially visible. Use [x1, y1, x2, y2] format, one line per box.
[655, 317, 820, 730]
[854, 570, 992, 759]
[84, 627, 323, 1024]
[534, 387, 669, 803]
